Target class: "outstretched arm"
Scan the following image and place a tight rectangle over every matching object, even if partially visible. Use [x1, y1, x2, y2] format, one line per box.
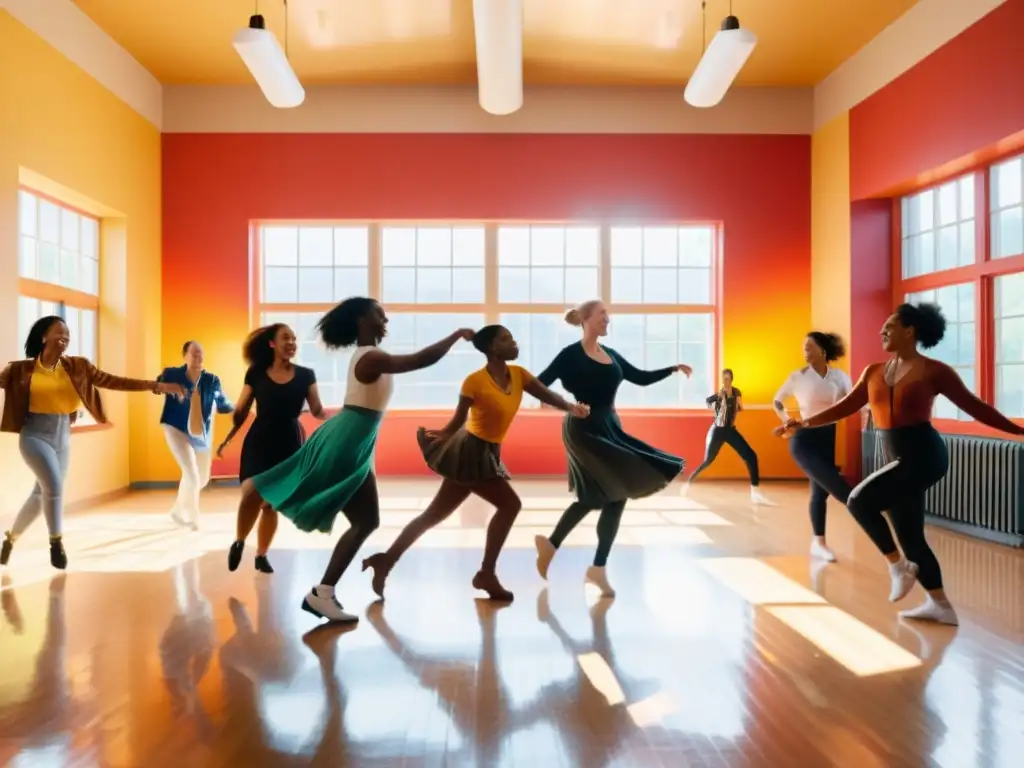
[524, 377, 583, 413]
[935, 363, 1024, 435]
[802, 368, 871, 428]
[355, 329, 472, 384]
[535, 349, 566, 388]
[217, 384, 254, 455]
[608, 349, 678, 386]
[91, 362, 183, 396]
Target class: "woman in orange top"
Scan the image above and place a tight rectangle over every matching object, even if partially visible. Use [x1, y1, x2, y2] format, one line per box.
[362, 324, 590, 601]
[779, 303, 1024, 625]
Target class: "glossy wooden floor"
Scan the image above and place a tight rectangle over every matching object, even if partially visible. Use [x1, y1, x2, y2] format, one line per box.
[1, 480, 1022, 767]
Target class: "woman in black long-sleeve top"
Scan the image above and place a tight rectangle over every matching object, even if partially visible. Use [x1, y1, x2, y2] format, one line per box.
[533, 300, 691, 597]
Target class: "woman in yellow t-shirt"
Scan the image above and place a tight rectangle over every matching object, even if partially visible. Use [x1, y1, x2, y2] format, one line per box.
[362, 324, 590, 601]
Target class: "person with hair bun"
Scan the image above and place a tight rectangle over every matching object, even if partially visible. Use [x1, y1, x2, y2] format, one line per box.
[779, 303, 1024, 625]
[230, 297, 475, 623]
[683, 368, 769, 503]
[362, 324, 590, 601]
[219, 323, 322, 573]
[0, 316, 185, 569]
[772, 331, 854, 563]
[157, 340, 234, 530]
[532, 300, 692, 597]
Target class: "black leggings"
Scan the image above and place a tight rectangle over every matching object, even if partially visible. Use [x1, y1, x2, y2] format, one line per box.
[549, 500, 627, 567]
[847, 424, 948, 591]
[788, 424, 852, 536]
[688, 426, 759, 485]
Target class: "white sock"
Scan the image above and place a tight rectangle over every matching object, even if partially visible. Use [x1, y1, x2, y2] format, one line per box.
[314, 584, 334, 598]
[888, 557, 908, 574]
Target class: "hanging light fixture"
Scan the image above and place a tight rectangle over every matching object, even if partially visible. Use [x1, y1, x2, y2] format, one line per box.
[472, 0, 524, 116]
[233, 1, 305, 109]
[684, 1, 757, 109]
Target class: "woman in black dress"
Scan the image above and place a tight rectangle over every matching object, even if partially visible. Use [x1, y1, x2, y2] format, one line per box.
[217, 323, 325, 573]
[534, 300, 691, 597]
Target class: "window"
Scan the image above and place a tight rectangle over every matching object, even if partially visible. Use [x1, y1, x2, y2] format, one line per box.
[905, 285, 975, 420]
[995, 272, 1024, 417]
[255, 221, 719, 410]
[901, 175, 975, 278]
[991, 155, 1024, 260]
[17, 190, 100, 364]
[897, 152, 1024, 431]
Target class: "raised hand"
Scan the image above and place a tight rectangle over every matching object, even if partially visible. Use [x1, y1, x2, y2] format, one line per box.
[676, 364, 693, 377]
[455, 328, 475, 341]
[570, 402, 591, 418]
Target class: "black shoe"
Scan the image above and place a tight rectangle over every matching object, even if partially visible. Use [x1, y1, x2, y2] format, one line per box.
[0, 537, 12, 567]
[49, 538, 67, 570]
[228, 541, 244, 572]
[254, 555, 274, 574]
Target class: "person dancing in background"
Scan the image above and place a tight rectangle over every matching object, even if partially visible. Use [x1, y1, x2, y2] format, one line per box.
[682, 368, 770, 503]
[772, 331, 854, 563]
[533, 300, 691, 597]
[0, 316, 185, 569]
[362, 325, 590, 602]
[232, 297, 475, 624]
[219, 324, 325, 574]
[158, 340, 233, 530]
[779, 303, 1024, 625]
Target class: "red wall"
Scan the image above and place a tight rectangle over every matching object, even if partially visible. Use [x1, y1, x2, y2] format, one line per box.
[850, 0, 1024, 201]
[162, 133, 811, 477]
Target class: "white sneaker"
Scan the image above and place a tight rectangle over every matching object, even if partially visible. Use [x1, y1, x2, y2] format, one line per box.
[585, 566, 616, 598]
[534, 535, 556, 580]
[301, 585, 359, 623]
[899, 597, 959, 626]
[888, 560, 919, 603]
[810, 539, 837, 563]
[750, 487, 773, 505]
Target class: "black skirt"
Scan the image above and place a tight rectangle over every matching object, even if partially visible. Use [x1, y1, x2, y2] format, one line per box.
[239, 418, 306, 482]
[417, 427, 510, 484]
[563, 406, 684, 507]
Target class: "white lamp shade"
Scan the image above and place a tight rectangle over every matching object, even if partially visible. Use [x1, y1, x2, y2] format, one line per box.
[472, 0, 523, 116]
[233, 26, 305, 109]
[683, 27, 757, 109]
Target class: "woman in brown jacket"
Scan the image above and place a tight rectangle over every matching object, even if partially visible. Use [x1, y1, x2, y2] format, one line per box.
[0, 315, 185, 569]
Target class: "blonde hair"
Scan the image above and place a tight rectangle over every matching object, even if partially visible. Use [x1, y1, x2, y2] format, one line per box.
[564, 299, 601, 327]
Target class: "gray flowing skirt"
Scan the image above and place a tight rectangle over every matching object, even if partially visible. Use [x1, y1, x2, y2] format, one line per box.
[563, 406, 684, 507]
[417, 427, 510, 484]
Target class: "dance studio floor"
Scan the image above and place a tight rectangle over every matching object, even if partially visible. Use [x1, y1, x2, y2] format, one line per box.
[0, 480, 1022, 767]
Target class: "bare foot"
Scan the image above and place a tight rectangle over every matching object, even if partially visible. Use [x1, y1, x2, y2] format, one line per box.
[472, 570, 514, 601]
[361, 553, 393, 598]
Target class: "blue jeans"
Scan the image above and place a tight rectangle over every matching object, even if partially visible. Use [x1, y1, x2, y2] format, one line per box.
[10, 413, 72, 537]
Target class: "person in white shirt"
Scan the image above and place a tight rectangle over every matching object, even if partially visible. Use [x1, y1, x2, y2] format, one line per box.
[772, 332, 853, 563]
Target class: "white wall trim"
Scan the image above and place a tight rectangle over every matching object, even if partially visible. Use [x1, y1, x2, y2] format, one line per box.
[162, 84, 814, 135]
[3, 0, 163, 128]
[813, 0, 1008, 130]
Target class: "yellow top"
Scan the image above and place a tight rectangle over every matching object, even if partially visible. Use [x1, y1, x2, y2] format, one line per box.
[461, 365, 534, 444]
[29, 359, 81, 415]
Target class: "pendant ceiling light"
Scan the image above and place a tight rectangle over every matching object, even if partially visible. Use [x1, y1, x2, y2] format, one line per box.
[472, 0, 524, 116]
[684, 1, 757, 109]
[233, 2, 305, 109]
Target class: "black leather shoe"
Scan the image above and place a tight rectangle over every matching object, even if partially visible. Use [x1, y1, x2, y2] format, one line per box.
[228, 540, 244, 572]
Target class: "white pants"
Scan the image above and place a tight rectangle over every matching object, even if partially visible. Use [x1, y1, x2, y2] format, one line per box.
[163, 425, 212, 524]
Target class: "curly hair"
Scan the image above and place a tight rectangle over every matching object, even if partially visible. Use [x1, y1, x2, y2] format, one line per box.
[806, 331, 846, 362]
[242, 324, 286, 371]
[317, 297, 377, 349]
[24, 315, 64, 359]
[471, 325, 505, 355]
[895, 302, 946, 349]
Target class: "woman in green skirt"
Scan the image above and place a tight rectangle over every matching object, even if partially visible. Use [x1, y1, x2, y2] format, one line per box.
[533, 299, 692, 598]
[228, 296, 474, 624]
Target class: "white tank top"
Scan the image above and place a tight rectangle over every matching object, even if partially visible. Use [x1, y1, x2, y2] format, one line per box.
[344, 346, 393, 412]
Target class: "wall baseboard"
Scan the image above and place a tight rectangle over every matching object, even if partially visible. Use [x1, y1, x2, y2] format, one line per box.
[66, 487, 129, 513]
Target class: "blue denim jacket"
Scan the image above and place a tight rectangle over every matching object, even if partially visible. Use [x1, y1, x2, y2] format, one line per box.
[157, 366, 233, 449]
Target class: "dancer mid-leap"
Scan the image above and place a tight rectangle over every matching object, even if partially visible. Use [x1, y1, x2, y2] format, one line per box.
[533, 300, 691, 597]
[230, 297, 475, 623]
[362, 324, 590, 602]
[779, 303, 1024, 625]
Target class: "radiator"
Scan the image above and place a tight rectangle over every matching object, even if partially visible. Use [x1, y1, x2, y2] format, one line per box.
[861, 426, 1024, 547]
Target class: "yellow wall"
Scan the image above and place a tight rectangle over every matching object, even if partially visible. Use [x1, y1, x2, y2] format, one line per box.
[0, 12, 162, 509]
[810, 111, 852, 467]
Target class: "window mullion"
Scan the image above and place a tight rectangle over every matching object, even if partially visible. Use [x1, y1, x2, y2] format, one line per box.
[484, 223, 499, 324]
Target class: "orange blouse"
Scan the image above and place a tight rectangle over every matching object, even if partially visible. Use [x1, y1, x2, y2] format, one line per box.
[804, 357, 1021, 433]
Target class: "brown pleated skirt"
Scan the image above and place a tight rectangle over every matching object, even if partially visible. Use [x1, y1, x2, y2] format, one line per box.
[416, 427, 510, 484]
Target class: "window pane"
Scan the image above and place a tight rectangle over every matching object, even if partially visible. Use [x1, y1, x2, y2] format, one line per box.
[937, 182, 958, 226]
[679, 226, 713, 267]
[298, 227, 333, 266]
[610, 227, 642, 266]
[997, 363, 1024, 419]
[20, 236, 36, 279]
[498, 267, 530, 302]
[60, 208, 80, 251]
[995, 272, 1024, 416]
[416, 267, 453, 302]
[39, 199, 60, 244]
[417, 228, 452, 266]
[81, 309, 97, 361]
[19, 191, 37, 236]
[530, 267, 564, 302]
[564, 267, 598, 303]
[65, 307, 81, 357]
[610, 267, 642, 303]
[333, 267, 368, 300]
[453, 227, 485, 266]
[958, 220, 975, 267]
[382, 227, 416, 266]
[39, 243, 60, 284]
[993, 206, 1024, 259]
[643, 228, 677, 266]
[81, 217, 98, 258]
[902, 175, 974, 277]
[264, 267, 298, 302]
[565, 227, 599, 265]
[530, 227, 565, 266]
[382, 267, 416, 302]
[497, 227, 530, 265]
[60, 248, 79, 289]
[262, 226, 298, 266]
[82, 257, 99, 296]
[452, 267, 485, 303]
[18, 297, 40, 349]
[993, 156, 1023, 209]
[298, 267, 333, 302]
[333, 227, 369, 265]
[679, 268, 712, 304]
[642, 268, 677, 303]
[906, 284, 975, 420]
